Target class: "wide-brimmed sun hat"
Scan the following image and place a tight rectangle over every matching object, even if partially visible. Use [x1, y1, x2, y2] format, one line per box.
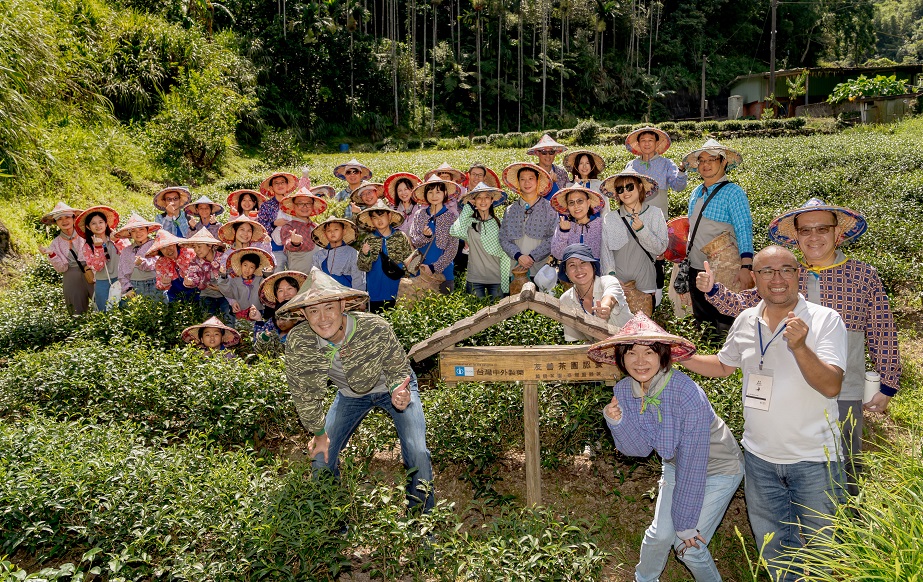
[75, 206, 120, 236]
[311, 216, 358, 247]
[682, 139, 743, 172]
[350, 181, 392, 206]
[41, 202, 82, 225]
[600, 168, 658, 200]
[217, 214, 268, 245]
[260, 172, 299, 196]
[588, 312, 697, 364]
[563, 149, 606, 175]
[333, 159, 372, 181]
[113, 213, 161, 240]
[625, 126, 672, 156]
[356, 198, 405, 231]
[281, 187, 328, 216]
[384, 172, 423, 203]
[411, 174, 461, 204]
[277, 266, 369, 317]
[145, 229, 185, 257]
[768, 197, 868, 248]
[309, 185, 337, 198]
[181, 316, 241, 348]
[183, 195, 225, 217]
[424, 162, 465, 183]
[152, 187, 192, 212]
[259, 270, 309, 308]
[550, 184, 605, 216]
[502, 162, 553, 198]
[226, 189, 265, 214]
[459, 182, 507, 207]
[467, 165, 502, 189]
[178, 226, 225, 249]
[558, 243, 600, 284]
[227, 247, 274, 275]
[664, 216, 690, 263]
[526, 133, 568, 156]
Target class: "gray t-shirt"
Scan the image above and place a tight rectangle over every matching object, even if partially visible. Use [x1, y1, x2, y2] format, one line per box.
[317, 314, 389, 397]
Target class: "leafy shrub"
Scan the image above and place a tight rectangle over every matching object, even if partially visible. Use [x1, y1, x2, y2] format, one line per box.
[544, 130, 559, 139]
[614, 124, 633, 133]
[677, 120, 697, 131]
[783, 117, 806, 130]
[557, 128, 575, 140]
[698, 120, 721, 132]
[406, 138, 422, 149]
[739, 119, 763, 132]
[0, 279, 78, 355]
[0, 340, 298, 444]
[260, 129, 301, 168]
[828, 74, 909, 105]
[573, 119, 601, 146]
[70, 295, 209, 349]
[423, 138, 439, 148]
[0, 417, 350, 579]
[472, 135, 488, 145]
[721, 120, 743, 131]
[354, 142, 375, 153]
[146, 67, 253, 179]
[658, 121, 676, 131]
[486, 133, 504, 144]
[762, 118, 784, 129]
[379, 136, 405, 152]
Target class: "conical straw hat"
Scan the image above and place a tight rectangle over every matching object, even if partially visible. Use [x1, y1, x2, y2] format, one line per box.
[277, 266, 369, 317]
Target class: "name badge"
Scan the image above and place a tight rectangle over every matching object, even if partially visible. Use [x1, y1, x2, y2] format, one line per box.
[744, 369, 773, 411]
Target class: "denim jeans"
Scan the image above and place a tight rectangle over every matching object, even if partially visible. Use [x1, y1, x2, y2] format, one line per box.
[93, 277, 118, 312]
[131, 278, 164, 302]
[636, 461, 744, 582]
[465, 281, 503, 300]
[313, 372, 434, 513]
[743, 450, 845, 582]
[272, 249, 288, 272]
[200, 295, 233, 323]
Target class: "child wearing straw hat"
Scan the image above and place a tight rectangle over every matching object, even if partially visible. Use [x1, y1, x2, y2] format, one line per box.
[251, 270, 307, 358]
[153, 187, 191, 238]
[346, 181, 390, 220]
[38, 202, 94, 314]
[216, 248, 274, 324]
[181, 316, 241, 358]
[77, 206, 126, 312]
[549, 184, 605, 261]
[280, 187, 326, 274]
[312, 217, 366, 291]
[114, 213, 162, 302]
[449, 182, 510, 299]
[226, 189, 264, 218]
[356, 199, 412, 312]
[409, 175, 460, 293]
[178, 228, 229, 318]
[216, 215, 272, 273]
[147, 229, 197, 302]
[588, 313, 743, 582]
[184, 195, 224, 237]
[256, 171, 299, 271]
[624, 127, 688, 219]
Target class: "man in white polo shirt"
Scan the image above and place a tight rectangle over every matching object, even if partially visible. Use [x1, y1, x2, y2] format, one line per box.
[682, 245, 847, 582]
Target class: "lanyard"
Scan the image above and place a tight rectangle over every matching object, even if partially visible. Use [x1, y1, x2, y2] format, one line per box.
[757, 321, 787, 370]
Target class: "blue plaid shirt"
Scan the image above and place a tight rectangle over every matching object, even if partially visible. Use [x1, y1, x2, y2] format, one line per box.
[686, 178, 754, 258]
[605, 369, 715, 534]
[625, 155, 688, 193]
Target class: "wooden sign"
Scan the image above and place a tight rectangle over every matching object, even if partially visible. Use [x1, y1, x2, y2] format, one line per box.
[439, 345, 620, 385]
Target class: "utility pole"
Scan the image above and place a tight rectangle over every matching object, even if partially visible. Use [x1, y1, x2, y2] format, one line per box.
[700, 54, 706, 121]
[768, 0, 778, 109]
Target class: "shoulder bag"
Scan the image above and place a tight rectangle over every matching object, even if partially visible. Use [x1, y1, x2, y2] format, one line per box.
[672, 181, 728, 294]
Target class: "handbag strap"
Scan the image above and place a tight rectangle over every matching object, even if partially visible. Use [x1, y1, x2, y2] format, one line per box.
[68, 244, 86, 271]
[686, 181, 729, 254]
[621, 215, 655, 265]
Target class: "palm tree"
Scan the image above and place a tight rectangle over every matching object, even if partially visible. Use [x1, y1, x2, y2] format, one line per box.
[635, 74, 674, 122]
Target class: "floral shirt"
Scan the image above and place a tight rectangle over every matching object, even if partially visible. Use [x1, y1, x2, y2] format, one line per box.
[551, 214, 604, 260]
[184, 255, 222, 291]
[154, 247, 196, 290]
[83, 238, 129, 275]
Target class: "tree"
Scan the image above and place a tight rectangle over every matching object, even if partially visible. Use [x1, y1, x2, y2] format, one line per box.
[634, 74, 674, 121]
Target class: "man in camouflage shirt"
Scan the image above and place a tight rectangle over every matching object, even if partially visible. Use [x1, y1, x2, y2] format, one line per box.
[282, 268, 434, 513]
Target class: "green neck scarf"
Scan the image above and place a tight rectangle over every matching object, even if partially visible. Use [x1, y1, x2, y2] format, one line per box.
[323, 314, 356, 362]
[638, 369, 674, 423]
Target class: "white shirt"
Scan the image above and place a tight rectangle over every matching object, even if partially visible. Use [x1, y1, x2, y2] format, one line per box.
[559, 275, 633, 342]
[718, 295, 846, 464]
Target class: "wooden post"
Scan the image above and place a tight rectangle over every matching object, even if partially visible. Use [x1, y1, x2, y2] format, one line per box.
[523, 381, 541, 506]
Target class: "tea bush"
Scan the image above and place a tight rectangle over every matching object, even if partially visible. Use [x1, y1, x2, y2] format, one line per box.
[573, 119, 601, 146]
[0, 340, 297, 444]
[70, 295, 209, 349]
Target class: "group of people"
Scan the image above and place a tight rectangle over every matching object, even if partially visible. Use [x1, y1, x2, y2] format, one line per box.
[38, 128, 902, 581]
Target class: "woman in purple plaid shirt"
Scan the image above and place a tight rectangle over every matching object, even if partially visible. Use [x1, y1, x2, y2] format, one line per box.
[589, 313, 743, 582]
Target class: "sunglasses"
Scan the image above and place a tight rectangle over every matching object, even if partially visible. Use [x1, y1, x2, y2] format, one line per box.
[345, 169, 360, 175]
[535, 149, 557, 155]
[613, 183, 636, 195]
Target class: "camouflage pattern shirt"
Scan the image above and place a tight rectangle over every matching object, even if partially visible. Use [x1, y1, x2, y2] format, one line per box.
[285, 311, 411, 434]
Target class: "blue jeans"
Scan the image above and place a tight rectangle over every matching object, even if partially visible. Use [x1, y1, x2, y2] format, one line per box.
[465, 281, 503, 299]
[636, 461, 744, 582]
[200, 295, 233, 322]
[93, 277, 118, 312]
[313, 372, 434, 513]
[131, 278, 164, 302]
[743, 450, 845, 582]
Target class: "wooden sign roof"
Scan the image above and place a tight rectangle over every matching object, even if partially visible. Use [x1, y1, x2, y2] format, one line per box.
[407, 283, 619, 362]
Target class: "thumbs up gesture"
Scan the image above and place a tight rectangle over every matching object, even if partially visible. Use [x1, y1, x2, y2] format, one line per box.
[290, 231, 303, 246]
[603, 395, 622, 422]
[559, 215, 571, 231]
[391, 376, 412, 411]
[695, 260, 716, 292]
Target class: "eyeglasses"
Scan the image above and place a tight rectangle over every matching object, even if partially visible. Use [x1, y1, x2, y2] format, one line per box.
[566, 198, 588, 206]
[613, 183, 636, 195]
[535, 149, 557, 155]
[292, 201, 314, 207]
[164, 196, 181, 202]
[345, 169, 360, 175]
[796, 224, 837, 237]
[697, 156, 722, 164]
[755, 267, 799, 281]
